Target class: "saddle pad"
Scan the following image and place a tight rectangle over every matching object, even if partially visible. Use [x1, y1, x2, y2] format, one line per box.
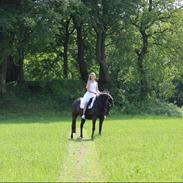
[80, 97, 96, 109]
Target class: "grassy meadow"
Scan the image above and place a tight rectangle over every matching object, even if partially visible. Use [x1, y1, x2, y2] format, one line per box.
[93, 116, 183, 182]
[0, 114, 183, 182]
[0, 116, 69, 182]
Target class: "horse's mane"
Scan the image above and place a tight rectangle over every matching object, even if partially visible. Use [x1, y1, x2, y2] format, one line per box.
[99, 92, 109, 96]
[99, 92, 113, 100]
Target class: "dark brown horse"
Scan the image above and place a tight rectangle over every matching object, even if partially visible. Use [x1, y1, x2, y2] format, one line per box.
[71, 93, 113, 139]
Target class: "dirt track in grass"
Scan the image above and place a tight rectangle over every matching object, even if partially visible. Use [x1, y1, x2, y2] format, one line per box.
[59, 128, 106, 182]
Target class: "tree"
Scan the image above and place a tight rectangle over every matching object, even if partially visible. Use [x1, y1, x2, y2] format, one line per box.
[53, 0, 75, 79]
[0, 0, 61, 94]
[86, 0, 139, 89]
[0, 0, 18, 94]
[131, 0, 179, 100]
[71, 0, 89, 82]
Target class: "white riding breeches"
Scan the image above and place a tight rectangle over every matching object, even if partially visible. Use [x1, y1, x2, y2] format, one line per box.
[80, 91, 96, 109]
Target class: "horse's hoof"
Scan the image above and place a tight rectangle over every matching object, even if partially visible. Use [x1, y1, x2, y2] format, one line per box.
[71, 134, 73, 139]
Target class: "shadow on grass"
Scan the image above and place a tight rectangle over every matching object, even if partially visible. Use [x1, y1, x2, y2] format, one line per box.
[0, 112, 72, 124]
[68, 138, 93, 142]
[68, 133, 102, 142]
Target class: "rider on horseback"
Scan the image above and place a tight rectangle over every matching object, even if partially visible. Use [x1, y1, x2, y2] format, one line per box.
[80, 72, 101, 119]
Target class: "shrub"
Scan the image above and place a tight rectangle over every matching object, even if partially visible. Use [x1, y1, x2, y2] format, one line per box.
[5, 80, 183, 117]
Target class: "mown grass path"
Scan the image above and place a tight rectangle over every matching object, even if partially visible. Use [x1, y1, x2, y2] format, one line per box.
[59, 128, 106, 182]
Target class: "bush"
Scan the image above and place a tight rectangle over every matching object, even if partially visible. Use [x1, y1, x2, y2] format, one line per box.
[4, 80, 183, 117]
[112, 99, 183, 117]
[6, 80, 85, 110]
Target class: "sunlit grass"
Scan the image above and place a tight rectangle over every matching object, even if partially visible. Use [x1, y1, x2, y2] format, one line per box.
[0, 117, 69, 182]
[91, 116, 183, 182]
[1, 115, 183, 182]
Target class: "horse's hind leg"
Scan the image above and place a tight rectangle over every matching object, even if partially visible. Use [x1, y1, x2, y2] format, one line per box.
[99, 117, 104, 135]
[71, 115, 77, 139]
[80, 118, 85, 138]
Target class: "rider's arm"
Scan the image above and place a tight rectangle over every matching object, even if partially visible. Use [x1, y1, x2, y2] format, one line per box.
[86, 81, 90, 90]
[96, 82, 101, 95]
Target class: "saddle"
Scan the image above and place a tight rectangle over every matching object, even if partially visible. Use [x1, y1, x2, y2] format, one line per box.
[87, 97, 95, 109]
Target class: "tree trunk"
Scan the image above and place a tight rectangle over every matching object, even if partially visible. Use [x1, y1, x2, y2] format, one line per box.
[136, 28, 148, 100]
[63, 20, 70, 78]
[6, 54, 24, 83]
[149, 0, 152, 11]
[18, 55, 24, 82]
[0, 57, 8, 96]
[63, 35, 69, 78]
[75, 25, 88, 82]
[135, 0, 152, 100]
[96, 31, 111, 89]
[6, 56, 19, 82]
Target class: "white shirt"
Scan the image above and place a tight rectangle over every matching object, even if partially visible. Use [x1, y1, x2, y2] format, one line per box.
[88, 81, 97, 93]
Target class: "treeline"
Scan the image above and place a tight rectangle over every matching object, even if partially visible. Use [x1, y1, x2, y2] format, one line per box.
[0, 0, 183, 107]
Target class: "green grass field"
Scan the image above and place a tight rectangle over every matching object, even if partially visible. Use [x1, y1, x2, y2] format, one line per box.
[94, 116, 183, 182]
[0, 115, 183, 182]
[0, 116, 69, 182]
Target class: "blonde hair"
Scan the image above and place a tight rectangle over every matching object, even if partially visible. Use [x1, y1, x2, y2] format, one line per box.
[89, 72, 96, 80]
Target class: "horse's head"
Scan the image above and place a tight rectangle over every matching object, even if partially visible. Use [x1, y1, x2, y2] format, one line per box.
[98, 92, 113, 116]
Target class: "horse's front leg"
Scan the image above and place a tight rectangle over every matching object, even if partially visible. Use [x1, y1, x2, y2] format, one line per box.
[99, 117, 104, 135]
[80, 118, 85, 138]
[91, 117, 97, 139]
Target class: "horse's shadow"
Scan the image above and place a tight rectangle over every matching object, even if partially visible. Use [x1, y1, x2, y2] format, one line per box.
[68, 134, 100, 142]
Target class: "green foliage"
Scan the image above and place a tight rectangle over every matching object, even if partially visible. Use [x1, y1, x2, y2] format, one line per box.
[110, 91, 183, 117]
[24, 53, 62, 80]
[4, 80, 85, 112]
[170, 77, 183, 107]
[1, 0, 183, 110]
[0, 0, 61, 65]
[105, 0, 183, 105]
[46, 80, 85, 109]
[2, 80, 182, 117]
